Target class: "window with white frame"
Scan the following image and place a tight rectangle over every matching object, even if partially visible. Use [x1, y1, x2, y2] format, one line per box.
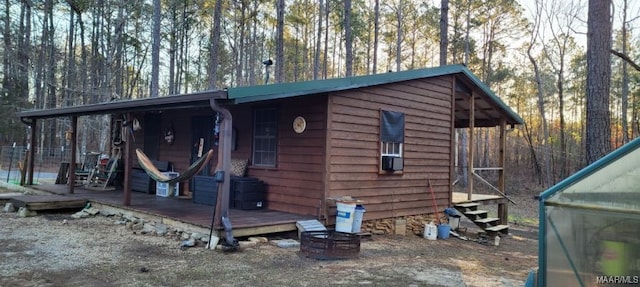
[381, 142, 403, 157]
[380, 110, 405, 171]
[252, 108, 277, 167]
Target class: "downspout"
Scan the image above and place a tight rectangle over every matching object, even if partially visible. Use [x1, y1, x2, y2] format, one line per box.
[209, 98, 238, 248]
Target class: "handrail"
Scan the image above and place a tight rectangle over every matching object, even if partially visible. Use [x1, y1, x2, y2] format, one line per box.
[471, 170, 516, 204]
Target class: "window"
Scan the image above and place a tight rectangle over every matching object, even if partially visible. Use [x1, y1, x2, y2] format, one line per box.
[381, 142, 402, 157]
[380, 110, 405, 171]
[252, 108, 278, 167]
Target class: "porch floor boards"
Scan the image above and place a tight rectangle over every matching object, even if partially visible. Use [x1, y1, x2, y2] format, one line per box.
[452, 192, 505, 204]
[26, 184, 314, 237]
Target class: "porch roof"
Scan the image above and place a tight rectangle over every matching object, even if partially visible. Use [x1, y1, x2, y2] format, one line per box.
[228, 64, 524, 128]
[17, 90, 226, 120]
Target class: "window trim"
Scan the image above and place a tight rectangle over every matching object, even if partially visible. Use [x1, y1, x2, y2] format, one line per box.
[252, 107, 278, 167]
[379, 109, 405, 174]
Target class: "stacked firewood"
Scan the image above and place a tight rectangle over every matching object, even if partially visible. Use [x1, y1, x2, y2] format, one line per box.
[360, 213, 444, 236]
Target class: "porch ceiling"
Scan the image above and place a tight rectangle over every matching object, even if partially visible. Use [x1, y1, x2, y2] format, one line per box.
[453, 90, 513, 128]
[17, 90, 226, 120]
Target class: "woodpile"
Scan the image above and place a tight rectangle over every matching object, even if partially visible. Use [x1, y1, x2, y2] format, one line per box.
[359, 213, 444, 236]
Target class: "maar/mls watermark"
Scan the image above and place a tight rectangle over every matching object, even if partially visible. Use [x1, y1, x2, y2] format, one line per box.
[596, 275, 640, 285]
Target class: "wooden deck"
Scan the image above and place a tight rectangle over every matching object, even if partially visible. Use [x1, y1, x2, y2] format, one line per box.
[452, 192, 507, 205]
[19, 183, 315, 238]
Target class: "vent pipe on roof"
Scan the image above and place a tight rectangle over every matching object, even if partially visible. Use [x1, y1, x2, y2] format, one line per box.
[263, 59, 273, 84]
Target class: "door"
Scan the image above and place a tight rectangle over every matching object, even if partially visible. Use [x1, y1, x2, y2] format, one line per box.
[191, 115, 215, 176]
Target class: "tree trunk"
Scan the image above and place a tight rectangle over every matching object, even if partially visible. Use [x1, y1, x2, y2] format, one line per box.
[313, 0, 323, 80]
[168, 2, 177, 95]
[439, 0, 448, 66]
[275, 0, 285, 83]
[209, 0, 223, 89]
[395, 0, 402, 72]
[621, 0, 630, 144]
[151, 0, 161, 97]
[323, 2, 329, 79]
[344, 0, 353, 77]
[528, 0, 552, 186]
[586, 0, 612, 164]
[373, 0, 379, 74]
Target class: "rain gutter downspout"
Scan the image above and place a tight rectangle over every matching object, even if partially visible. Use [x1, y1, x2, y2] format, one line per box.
[209, 98, 237, 248]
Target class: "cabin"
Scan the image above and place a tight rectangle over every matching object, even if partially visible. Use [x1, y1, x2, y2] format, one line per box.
[17, 64, 523, 239]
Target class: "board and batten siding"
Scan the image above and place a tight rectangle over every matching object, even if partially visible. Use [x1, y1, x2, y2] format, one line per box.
[234, 95, 329, 216]
[327, 76, 454, 221]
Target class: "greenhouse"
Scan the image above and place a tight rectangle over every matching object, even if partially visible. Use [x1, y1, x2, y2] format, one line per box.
[535, 137, 640, 287]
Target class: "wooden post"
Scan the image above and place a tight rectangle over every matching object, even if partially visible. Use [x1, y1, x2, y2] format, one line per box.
[498, 119, 508, 224]
[27, 119, 36, 185]
[69, 116, 78, 194]
[123, 114, 132, 206]
[467, 93, 475, 200]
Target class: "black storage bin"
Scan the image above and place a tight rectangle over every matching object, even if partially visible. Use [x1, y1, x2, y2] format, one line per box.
[131, 160, 171, 194]
[230, 176, 266, 210]
[131, 170, 155, 194]
[193, 176, 219, 206]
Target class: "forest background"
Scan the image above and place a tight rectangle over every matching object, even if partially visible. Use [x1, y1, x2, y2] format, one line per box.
[1, 0, 639, 192]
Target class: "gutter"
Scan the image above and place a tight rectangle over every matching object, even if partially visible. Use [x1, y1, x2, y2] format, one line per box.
[209, 98, 238, 249]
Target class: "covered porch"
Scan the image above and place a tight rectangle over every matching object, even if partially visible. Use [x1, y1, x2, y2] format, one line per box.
[16, 183, 313, 238]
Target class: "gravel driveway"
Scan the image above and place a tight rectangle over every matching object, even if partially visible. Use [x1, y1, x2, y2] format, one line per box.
[0, 203, 537, 287]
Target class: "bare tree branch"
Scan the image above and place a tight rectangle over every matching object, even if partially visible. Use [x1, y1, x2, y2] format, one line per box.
[611, 49, 640, 72]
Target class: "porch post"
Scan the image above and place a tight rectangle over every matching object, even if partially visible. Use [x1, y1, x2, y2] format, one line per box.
[69, 116, 78, 194]
[27, 119, 36, 185]
[467, 93, 475, 200]
[498, 118, 507, 224]
[123, 114, 132, 206]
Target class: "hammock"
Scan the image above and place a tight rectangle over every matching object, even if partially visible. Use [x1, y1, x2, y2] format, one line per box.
[135, 148, 214, 184]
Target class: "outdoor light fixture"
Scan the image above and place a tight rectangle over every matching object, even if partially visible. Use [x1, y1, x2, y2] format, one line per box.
[164, 127, 175, 145]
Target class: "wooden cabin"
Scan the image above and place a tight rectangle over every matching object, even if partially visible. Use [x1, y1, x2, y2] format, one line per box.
[18, 64, 523, 236]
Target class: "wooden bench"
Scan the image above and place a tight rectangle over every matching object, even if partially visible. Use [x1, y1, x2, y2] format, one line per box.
[131, 160, 171, 194]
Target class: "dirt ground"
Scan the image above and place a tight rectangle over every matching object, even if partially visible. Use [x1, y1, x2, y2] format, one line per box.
[0, 204, 538, 287]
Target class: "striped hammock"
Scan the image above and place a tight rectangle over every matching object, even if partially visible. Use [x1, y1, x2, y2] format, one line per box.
[135, 148, 214, 184]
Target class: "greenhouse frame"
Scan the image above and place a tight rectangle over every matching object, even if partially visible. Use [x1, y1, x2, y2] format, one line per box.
[534, 137, 640, 286]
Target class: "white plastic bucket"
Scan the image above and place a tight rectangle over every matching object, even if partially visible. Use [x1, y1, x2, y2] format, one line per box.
[351, 205, 366, 233]
[449, 216, 460, 230]
[424, 222, 438, 240]
[335, 202, 356, 233]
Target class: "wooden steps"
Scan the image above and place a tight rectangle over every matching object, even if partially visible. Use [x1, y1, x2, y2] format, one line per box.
[453, 199, 509, 236]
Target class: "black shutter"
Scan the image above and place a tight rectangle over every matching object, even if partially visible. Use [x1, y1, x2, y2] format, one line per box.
[380, 110, 404, 143]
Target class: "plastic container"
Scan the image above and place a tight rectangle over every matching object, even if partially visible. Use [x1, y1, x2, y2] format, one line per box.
[437, 223, 451, 239]
[601, 240, 630, 275]
[448, 216, 460, 230]
[444, 207, 461, 230]
[351, 205, 366, 233]
[335, 201, 356, 233]
[424, 222, 438, 240]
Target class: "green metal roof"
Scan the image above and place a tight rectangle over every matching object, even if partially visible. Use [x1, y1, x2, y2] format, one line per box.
[228, 64, 524, 125]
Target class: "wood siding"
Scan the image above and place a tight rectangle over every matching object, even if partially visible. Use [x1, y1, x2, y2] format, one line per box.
[327, 76, 454, 221]
[230, 95, 328, 216]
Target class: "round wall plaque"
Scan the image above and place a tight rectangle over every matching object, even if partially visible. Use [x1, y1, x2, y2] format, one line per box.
[293, 116, 306, 133]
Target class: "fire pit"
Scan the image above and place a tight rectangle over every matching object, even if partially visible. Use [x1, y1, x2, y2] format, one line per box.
[299, 231, 360, 260]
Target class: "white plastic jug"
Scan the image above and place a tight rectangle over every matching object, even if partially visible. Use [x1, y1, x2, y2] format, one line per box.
[424, 222, 438, 240]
